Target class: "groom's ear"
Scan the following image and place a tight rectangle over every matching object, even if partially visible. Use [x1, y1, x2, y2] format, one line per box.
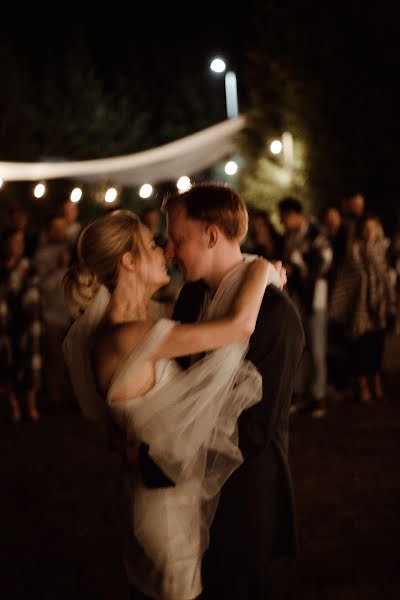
[206, 224, 219, 248]
[121, 251, 135, 272]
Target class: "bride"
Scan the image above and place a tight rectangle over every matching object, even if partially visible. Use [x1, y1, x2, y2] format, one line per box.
[62, 209, 284, 600]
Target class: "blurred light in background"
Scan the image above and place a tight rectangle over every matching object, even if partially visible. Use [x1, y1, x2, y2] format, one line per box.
[70, 187, 82, 203]
[139, 183, 153, 199]
[210, 58, 226, 73]
[34, 183, 46, 198]
[224, 160, 238, 175]
[105, 187, 118, 203]
[270, 140, 283, 155]
[177, 176, 191, 192]
[0, 177, 3, 188]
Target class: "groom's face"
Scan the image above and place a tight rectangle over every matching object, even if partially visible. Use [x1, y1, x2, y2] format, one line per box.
[165, 206, 211, 282]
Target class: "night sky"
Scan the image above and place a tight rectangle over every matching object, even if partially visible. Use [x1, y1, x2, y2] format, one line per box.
[1, 3, 256, 153]
[2, 2, 398, 148]
[2, 3, 250, 73]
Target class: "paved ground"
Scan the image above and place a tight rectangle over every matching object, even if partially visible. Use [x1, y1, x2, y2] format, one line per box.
[1, 339, 399, 600]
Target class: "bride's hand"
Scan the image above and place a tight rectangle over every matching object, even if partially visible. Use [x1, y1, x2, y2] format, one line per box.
[272, 260, 287, 290]
[248, 257, 286, 291]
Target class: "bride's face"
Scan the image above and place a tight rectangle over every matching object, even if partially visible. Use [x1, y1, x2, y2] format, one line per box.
[137, 224, 170, 291]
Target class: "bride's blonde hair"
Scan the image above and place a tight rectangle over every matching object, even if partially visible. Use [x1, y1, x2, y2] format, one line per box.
[64, 210, 141, 317]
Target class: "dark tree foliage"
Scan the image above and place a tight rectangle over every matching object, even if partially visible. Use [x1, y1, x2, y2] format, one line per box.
[0, 7, 229, 162]
[237, 0, 400, 230]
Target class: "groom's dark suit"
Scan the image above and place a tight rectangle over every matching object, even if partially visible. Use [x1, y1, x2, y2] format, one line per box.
[173, 280, 305, 600]
[137, 279, 305, 600]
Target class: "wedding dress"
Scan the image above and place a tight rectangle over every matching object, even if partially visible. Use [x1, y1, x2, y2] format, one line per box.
[63, 259, 280, 600]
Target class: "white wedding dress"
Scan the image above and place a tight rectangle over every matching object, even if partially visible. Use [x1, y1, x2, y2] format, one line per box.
[63, 259, 280, 600]
[107, 317, 262, 600]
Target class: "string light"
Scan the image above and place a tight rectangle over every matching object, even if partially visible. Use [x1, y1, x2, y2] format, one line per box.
[177, 176, 191, 192]
[139, 184, 153, 199]
[105, 187, 118, 203]
[34, 183, 46, 198]
[225, 160, 238, 175]
[70, 187, 82, 203]
[270, 140, 283, 155]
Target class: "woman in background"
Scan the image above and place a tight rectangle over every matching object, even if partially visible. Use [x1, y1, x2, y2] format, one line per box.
[0, 228, 42, 422]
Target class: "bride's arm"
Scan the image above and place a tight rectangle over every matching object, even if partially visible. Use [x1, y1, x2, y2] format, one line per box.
[152, 258, 272, 360]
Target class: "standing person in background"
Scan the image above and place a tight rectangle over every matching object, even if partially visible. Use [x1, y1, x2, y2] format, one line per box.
[6, 207, 38, 258]
[248, 208, 284, 261]
[33, 214, 72, 410]
[59, 199, 82, 248]
[341, 190, 366, 258]
[322, 206, 347, 287]
[322, 206, 350, 391]
[140, 206, 166, 248]
[0, 228, 42, 422]
[330, 214, 397, 404]
[279, 197, 333, 418]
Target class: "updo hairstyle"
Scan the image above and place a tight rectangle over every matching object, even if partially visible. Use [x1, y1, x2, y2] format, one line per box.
[63, 210, 141, 317]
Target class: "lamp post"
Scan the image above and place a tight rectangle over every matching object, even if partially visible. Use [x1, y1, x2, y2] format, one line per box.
[209, 57, 239, 119]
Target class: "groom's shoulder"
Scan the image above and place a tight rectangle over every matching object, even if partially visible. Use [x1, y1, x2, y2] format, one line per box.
[261, 285, 302, 324]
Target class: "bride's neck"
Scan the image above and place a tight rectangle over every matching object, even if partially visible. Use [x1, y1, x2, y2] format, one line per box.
[106, 278, 151, 324]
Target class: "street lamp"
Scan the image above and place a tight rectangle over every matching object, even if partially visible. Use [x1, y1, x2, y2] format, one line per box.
[270, 140, 283, 155]
[105, 187, 118, 203]
[269, 132, 294, 167]
[210, 57, 239, 119]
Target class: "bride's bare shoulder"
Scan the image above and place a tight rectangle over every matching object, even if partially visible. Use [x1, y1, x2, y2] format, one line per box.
[92, 318, 156, 397]
[95, 318, 156, 358]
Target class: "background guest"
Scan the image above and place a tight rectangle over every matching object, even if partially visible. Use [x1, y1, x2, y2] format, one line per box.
[0, 228, 42, 422]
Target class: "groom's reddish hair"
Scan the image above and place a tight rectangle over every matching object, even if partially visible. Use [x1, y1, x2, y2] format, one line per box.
[161, 182, 248, 241]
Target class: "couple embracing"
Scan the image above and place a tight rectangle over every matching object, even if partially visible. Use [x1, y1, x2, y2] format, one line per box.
[63, 183, 305, 600]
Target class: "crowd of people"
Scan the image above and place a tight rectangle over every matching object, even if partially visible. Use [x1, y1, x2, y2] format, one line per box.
[244, 191, 399, 417]
[0, 189, 398, 426]
[0, 199, 82, 422]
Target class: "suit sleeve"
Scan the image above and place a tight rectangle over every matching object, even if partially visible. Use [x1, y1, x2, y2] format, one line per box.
[238, 286, 305, 460]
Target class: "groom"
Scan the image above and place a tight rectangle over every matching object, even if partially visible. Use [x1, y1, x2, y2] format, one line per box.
[136, 182, 305, 599]
[162, 182, 305, 599]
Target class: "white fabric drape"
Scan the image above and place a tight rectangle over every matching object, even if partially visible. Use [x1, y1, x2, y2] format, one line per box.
[0, 117, 245, 186]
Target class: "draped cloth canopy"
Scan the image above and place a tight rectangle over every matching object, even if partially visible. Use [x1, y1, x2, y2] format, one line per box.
[0, 116, 246, 187]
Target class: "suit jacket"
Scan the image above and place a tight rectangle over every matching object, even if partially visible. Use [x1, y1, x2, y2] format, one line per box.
[173, 281, 305, 599]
